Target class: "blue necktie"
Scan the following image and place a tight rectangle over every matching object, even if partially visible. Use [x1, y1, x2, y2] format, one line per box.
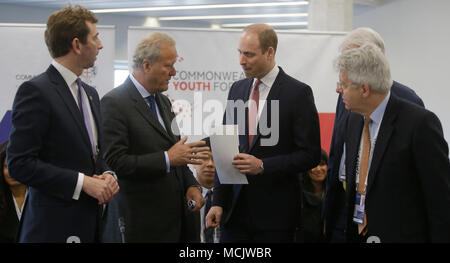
[145, 95, 158, 117]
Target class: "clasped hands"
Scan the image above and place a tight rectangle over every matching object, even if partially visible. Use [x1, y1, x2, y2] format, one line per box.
[82, 172, 120, 205]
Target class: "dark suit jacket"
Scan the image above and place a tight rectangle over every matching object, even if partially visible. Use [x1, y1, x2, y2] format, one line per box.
[101, 77, 200, 242]
[7, 65, 107, 242]
[323, 81, 424, 242]
[213, 67, 321, 233]
[343, 94, 450, 242]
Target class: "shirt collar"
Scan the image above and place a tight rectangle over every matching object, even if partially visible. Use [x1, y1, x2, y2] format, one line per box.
[369, 91, 391, 126]
[129, 73, 154, 98]
[255, 65, 279, 89]
[52, 60, 78, 88]
[201, 186, 214, 197]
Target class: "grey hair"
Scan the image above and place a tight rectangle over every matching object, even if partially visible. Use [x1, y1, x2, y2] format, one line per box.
[132, 32, 176, 70]
[334, 43, 392, 93]
[339, 27, 385, 54]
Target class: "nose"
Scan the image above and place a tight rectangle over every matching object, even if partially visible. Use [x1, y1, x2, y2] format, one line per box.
[98, 39, 103, 50]
[336, 84, 343, 94]
[170, 66, 176, 76]
[206, 158, 215, 168]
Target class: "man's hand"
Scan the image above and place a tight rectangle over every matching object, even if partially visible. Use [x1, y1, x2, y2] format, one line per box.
[168, 137, 210, 166]
[206, 206, 223, 229]
[186, 186, 205, 212]
[95, 172, 120, 196]
[82, 173, 119, 204]
[232, 153, 263, 175]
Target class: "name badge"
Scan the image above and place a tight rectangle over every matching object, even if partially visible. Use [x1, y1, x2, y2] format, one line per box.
[353, 192, 365, 225]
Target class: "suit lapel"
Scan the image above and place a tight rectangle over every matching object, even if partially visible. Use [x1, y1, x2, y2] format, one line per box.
[238, 79, 253, 153]
[126, 79, 175, 143]
[48, 65, 92, 152]
[345, 113, 364, 196]
[155, 93, 179, 142]
[366, 95, 397, 195]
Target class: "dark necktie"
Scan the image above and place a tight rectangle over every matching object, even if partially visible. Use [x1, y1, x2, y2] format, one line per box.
[204, 189, 214, 243]
[145, 94, 158, 117]
[76, 78, 96, 156]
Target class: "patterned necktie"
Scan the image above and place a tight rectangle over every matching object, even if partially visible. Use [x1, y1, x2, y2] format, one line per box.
[145, 95, 158, 117]
[204, 189, 214, 243]
[248, 79, 261, 147]
[357, 117, 372, 234]
[76, 78, 96, 156]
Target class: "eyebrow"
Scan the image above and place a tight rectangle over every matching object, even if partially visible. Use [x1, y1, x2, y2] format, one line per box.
[238, 49, 255, 55]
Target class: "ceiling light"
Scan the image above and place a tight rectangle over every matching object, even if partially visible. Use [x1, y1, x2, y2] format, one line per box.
[91, 1, 308, 13]
[221, 21, 308, 28]
[143, 17, 160, 27]
[159, 13, 308, 21]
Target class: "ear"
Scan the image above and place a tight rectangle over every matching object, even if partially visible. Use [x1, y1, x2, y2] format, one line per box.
[360, 83, 371, 98]
[142, 59, 152, 72]
[266, 46, 275, 59]
[71, 37, 82, 55]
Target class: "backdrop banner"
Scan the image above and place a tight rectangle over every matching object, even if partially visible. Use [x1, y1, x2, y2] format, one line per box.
[0, 23, 115, 144]
[128, 27, 345, 153]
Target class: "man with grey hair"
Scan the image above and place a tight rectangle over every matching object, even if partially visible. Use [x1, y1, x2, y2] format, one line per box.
[335, 43, 450, 243]
[323, 27, 424, 243]
[101, 32, 208, 242]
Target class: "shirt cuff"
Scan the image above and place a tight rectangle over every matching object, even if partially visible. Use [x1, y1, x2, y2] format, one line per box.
[164, 151, 170, 173]
[103, 170, 118, 180]
[73, 173, 85, 200]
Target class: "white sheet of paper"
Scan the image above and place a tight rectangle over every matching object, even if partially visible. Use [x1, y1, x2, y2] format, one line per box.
[210, 125, 248, 184]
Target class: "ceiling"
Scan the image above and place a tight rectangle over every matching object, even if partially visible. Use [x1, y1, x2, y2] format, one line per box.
[0, 0, 393, 29]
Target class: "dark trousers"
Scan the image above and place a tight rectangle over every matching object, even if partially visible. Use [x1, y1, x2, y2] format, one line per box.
[220, 187, 295, 243]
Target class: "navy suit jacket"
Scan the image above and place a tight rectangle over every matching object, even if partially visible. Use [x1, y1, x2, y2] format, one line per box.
[323, 81, 424, 241]
[213, 67, 321, 232]
[7, 65, 107, 242]
[343, 94, 450, 242]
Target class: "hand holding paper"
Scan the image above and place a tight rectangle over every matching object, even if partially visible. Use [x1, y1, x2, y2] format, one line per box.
[210, 125, 248, 184]
[232, 153, 263, 175]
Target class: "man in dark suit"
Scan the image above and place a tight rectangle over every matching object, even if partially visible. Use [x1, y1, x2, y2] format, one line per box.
[323, 27, 425, 242]
[335, 43, 450, 243]
[7, 5, 119, 243]
[101, 32, 207, 242]
[206, 24, 321, 242]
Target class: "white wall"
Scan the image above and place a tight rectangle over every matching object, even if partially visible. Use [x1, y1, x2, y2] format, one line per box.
[354, 0, 450, 143]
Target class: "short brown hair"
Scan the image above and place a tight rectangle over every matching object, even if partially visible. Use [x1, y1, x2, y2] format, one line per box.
[45, 5, 98, 58]
[244, 23, 278, 54]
